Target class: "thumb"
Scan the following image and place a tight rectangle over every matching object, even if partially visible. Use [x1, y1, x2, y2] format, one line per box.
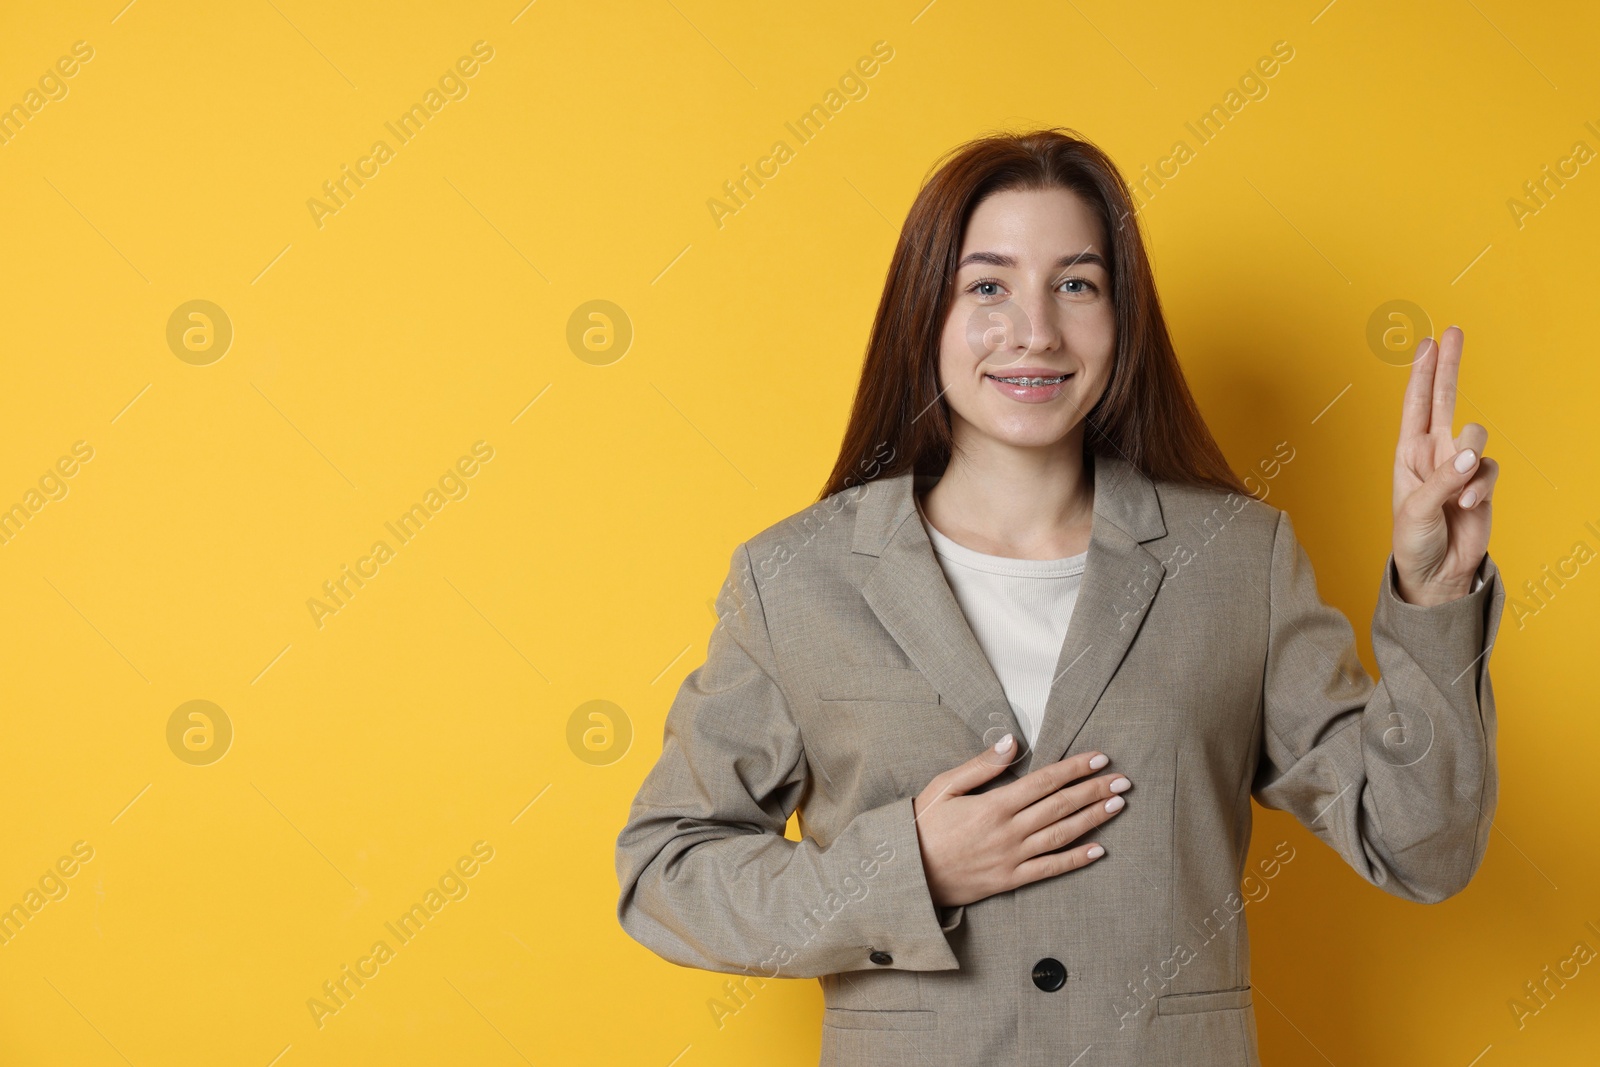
[939, 734, 1019, 798]
[1406, 445, 1480, 519]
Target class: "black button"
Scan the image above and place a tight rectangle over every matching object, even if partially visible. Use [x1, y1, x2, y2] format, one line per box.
[1032, 957, 1066, 991]
[869, 950, 893, 966]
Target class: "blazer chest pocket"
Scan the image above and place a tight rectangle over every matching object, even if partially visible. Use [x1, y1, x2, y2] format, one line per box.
[1156, 985, 1252, 1015]
[816, 667, 940, 705]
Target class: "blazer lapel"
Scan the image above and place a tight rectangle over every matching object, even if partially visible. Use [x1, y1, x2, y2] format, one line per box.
[850, 452, 1170, 777]
[1022, 454, 1169, 776]
[854, 471, 1024, 753]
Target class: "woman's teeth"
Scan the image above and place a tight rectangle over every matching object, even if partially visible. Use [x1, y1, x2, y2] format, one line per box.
[987, 374, 1069, 386]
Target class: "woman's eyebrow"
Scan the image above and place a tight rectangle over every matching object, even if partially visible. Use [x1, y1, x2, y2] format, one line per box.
[956, 250, 1108, 271]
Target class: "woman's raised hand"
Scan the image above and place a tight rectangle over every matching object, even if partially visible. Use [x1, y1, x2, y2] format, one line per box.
[910, 735, 1130, 908]
[1391, 325, 1497, 606]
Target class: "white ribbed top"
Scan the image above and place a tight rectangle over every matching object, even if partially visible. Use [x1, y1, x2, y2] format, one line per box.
[915, 496, 1087, 750]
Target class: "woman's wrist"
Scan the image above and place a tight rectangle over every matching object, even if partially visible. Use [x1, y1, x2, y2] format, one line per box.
[1391, 553, 1486, 607]
[1394, 573, 1472, 607]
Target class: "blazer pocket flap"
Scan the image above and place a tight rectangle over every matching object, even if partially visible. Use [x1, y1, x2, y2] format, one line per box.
[1156, 986, 1252, 1015]
[823, 1008, 937, 1031]
[816, 668, 940, 704]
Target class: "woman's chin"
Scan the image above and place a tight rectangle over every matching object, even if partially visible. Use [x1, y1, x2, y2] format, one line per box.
[969, 418, 1084, 452]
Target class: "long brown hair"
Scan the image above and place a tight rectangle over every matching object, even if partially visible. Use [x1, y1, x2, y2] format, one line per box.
[819, 126, 1248, 501]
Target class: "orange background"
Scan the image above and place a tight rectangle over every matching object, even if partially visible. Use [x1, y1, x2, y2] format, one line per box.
[0, 1, 1595, 1063]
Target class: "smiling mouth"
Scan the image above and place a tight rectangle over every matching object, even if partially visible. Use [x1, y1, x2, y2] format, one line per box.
[985, 373, 1071, 386]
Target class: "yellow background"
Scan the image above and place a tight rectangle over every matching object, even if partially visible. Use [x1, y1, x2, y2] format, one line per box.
[1, 0, 1596, 1063]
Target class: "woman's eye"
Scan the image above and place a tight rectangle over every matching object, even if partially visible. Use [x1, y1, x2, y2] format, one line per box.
[1061, 278, 1096, 294]
[972, 281, 1003, 298]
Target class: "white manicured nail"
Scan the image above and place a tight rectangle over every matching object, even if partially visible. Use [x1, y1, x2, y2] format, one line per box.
[1088, 754, 1108, 770]
[1110, 777, 1131, 793]
[1086, 845, 1105, 860]
[1454, 449, 1476, 473]
[1104, 795, 1125, 813]
[995, 734, 1013, 753]
[1460, 489, 1477, 508]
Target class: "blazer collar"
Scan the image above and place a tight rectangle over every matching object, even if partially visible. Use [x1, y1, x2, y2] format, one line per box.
[850, 451, 1166, 555]
[850, 451, 1171, 778]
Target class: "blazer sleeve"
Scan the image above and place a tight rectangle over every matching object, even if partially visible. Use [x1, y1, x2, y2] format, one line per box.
[615, 542, 962, 978]
[1251, 507, 1506, 903]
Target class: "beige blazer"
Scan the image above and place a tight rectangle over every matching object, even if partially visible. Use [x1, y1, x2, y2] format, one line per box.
[615, 451, 1504, 1066]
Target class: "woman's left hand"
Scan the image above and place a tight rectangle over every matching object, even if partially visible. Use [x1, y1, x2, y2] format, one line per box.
[1391, 325, 1498, 607]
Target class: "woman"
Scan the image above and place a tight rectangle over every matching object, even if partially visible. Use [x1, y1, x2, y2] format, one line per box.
[615, 128, 1504, 1066]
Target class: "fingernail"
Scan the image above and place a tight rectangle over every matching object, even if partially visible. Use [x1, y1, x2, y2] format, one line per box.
[1088, 754, 1108, 770]
[1454, 449, 1476, 473]
[1086, 845, 1105, 859]
[995, 734, 1013, 753]
[1460, 489, 1477, 508]
[1104, 795, 1125, 813]
[1109, 777, 1131, 793]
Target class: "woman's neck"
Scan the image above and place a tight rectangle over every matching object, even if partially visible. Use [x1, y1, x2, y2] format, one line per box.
[917, 434, 1094, 560]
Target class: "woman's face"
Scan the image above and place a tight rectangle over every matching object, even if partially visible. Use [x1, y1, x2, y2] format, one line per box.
[936, 185, 1116, 455]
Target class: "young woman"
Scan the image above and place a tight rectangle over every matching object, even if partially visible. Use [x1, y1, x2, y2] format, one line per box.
[616, 128, 1504, 1066]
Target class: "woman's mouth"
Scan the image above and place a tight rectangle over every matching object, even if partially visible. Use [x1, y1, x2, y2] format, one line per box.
[984, 371, 1072, 402]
